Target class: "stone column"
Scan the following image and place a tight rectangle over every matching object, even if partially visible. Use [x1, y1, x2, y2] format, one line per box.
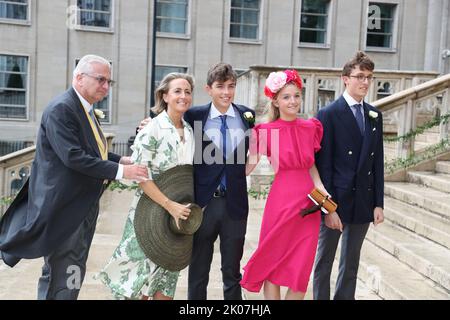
[438, 0, 450, 74]
[424, 0, 444, 72]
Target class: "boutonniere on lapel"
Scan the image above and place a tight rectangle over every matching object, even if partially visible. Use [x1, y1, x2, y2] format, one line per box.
[368, 110, 379, 122]
[243, 111, 255, 126]
[94, 109, 105, 121]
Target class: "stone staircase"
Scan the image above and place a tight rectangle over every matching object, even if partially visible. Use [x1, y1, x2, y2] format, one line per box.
[356, 159, 450, 299]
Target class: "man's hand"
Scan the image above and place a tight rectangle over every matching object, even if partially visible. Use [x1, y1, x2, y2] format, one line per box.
[324, 212, 343, 232]
[123, 164, 148, 182]
[119, 156, 133, 165]
[137, 117, 152, 132]
[373, 207, 384, 226]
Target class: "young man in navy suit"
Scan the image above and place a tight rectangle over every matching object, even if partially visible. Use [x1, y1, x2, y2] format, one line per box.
[184, 63, 255, 300]
[313, 51, 385, 300]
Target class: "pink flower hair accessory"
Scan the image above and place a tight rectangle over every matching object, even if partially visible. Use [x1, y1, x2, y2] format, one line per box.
[264, 69, 303, 99]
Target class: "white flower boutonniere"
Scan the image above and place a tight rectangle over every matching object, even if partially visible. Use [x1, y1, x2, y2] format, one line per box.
[243, 111, 255, 125]
[368, 110, 378, 119]
[94, 109, 105, 120]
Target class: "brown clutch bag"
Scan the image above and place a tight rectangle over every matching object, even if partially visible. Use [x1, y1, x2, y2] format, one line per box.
[300, 188, 338, 217]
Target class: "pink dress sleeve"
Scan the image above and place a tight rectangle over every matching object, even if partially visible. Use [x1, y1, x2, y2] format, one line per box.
[310, 118, 323, 153]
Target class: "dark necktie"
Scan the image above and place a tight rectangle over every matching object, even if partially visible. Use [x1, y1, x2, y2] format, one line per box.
[89, 108, 106, 144]
[353, 104, 364, 135]
[219, 115, 228, 191]
[89, 108, 96, 123]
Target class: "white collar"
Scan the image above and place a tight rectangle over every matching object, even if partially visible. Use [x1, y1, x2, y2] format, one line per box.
[210, 103, 236, 119]
[73, 87, 93, 113]
[343, 90, 364, 108]
[158, 110, 189, 129]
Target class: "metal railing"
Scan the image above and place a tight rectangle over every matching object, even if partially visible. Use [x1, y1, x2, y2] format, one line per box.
[112, 141, 132, 157]
[0, 140, 34, 157]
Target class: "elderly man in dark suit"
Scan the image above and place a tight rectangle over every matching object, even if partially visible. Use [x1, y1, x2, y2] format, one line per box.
[313, 51, 385, 300]
[0, 54, 148, 300]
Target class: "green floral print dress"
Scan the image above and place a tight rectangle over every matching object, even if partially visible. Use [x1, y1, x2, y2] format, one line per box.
[96, 111, 195, 299]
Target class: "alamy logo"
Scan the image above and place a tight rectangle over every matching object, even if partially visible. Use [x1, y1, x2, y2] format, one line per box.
[66, 265, 81, 290]
[66, 5, 78, 30]
[366, 265, 381, 293]
[367, 5, 381, 31]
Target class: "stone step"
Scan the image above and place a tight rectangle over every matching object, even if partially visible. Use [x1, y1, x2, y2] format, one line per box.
[357, 240, 449, 299]
[414, 141, 436, 152]
[436, 161, 450, 174]
[415, 132, 441, 144]
[384, 196, 450, 249]
[385, 182, 450, 219]
[383, 142, 397, 149]
[407, 171, 450, 193]
[366, 220, 450, 291]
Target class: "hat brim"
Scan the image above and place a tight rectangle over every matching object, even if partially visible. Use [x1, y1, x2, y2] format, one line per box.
[134, 165, 202, 272]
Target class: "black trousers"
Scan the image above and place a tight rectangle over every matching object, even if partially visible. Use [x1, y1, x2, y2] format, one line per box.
[188, 197, 247, 300]
[37, 202, 100, 300]
[313, 218, 370, 300]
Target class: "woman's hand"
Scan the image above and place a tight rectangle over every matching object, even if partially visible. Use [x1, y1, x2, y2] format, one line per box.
[164, 200, 191, 230]
[316, 185, 331, 198]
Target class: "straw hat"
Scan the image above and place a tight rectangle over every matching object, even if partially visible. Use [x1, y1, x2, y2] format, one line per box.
[134, 165, 203, 271]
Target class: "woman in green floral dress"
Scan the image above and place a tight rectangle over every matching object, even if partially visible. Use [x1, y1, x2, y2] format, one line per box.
[96, 73, 195, 300]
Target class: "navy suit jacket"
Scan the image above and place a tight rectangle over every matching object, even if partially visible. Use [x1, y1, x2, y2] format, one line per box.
[315, 96, 384, 224]
[0, 88, 121, 267]
[184, 103, 255, 220]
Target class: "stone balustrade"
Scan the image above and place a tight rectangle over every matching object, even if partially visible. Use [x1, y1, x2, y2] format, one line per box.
[0, 133, 115, 216]
[235, 66, 449, 191]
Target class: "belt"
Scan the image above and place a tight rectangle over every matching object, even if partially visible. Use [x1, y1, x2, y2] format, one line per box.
[213, 189, 226, 198]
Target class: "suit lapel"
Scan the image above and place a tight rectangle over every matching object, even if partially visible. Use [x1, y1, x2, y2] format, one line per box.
[235, 104, 250, 131]
[335, 96, 363, 147]
[68, 88, 102, 158]
[200, 103, 213, 143]
[357, 103, 375, 171]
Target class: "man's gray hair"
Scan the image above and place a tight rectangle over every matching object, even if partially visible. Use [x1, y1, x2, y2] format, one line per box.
[73, 54, 111, 79]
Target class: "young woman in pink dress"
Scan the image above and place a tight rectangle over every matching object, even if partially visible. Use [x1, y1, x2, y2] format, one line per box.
[240, 69, 333, 300]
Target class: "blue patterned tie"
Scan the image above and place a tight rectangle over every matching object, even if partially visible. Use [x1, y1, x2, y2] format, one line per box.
[219, 115, 228, 191]
[354, 104, 364, 135]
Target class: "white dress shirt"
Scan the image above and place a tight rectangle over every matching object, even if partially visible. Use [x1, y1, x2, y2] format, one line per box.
[73, 87, 123, 180]
[343, 90, 365, 132]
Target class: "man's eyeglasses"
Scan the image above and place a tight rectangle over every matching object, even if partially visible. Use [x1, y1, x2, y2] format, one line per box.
[349, 74, 374, 82]
[82, 73, 115, 86]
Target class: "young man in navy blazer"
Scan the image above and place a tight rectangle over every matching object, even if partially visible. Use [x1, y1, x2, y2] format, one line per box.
[184, 63, 255, 300]
[313, 51, 385, 300]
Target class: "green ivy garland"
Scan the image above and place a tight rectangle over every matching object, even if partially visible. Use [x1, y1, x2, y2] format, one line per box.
[385, 138, 450, 174]
[1, 114, 449, 206]
[0, 196, 13, 206]
[384, 113, 450, 143]
[108, 180, 139, 192]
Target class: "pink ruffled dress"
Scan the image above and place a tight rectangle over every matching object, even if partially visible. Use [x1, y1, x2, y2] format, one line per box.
[240, 117, 323, 293]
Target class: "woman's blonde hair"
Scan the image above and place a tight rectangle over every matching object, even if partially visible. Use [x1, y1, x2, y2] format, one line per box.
[151, 72, 195, 115]
[265, 100, 280, 122]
